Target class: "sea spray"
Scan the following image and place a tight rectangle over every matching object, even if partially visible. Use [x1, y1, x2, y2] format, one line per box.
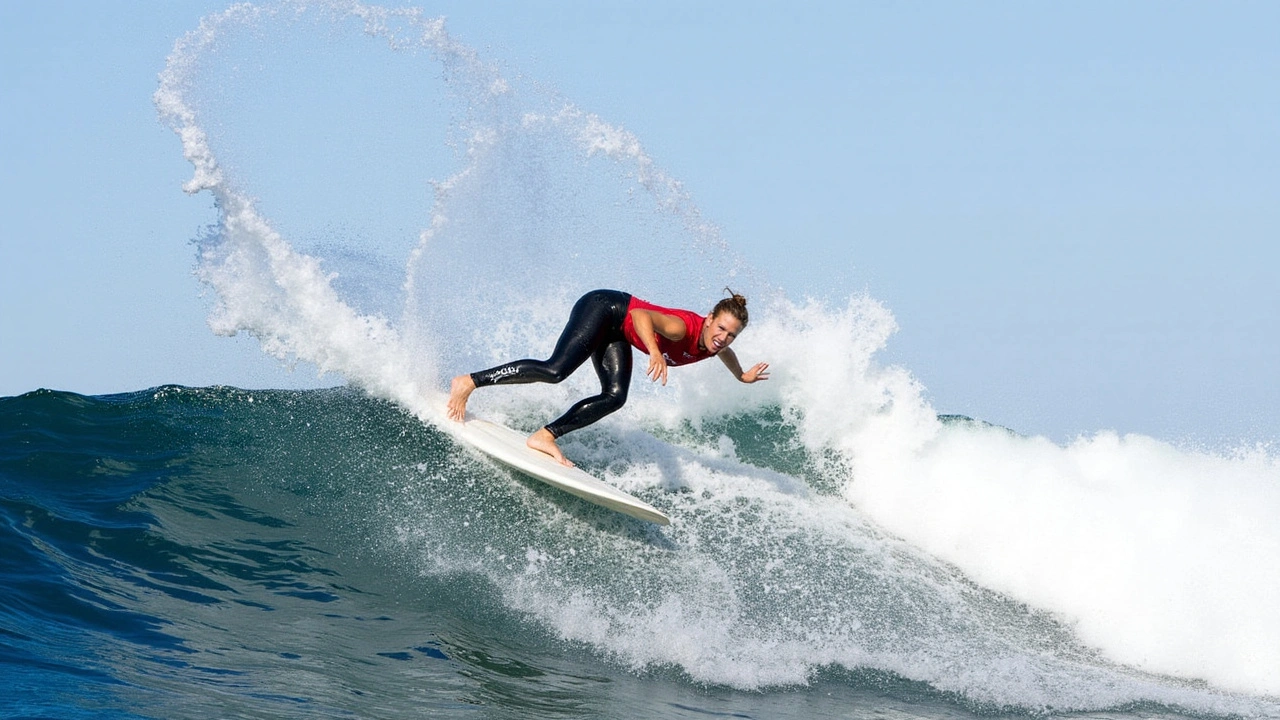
[156, 0, 761, 415]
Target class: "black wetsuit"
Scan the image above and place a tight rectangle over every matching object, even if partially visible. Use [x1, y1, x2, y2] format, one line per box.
[470, 289, 633, 438]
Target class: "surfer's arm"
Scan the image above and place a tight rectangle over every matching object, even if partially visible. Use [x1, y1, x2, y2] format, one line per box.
[718, 348, 770, 383]
[629, 309, 686, 386]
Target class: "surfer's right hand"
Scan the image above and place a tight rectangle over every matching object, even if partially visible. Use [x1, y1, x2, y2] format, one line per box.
[646, 352, 669, 386]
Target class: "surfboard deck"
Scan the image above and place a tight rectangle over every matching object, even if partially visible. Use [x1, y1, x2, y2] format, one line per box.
[451, 417, 671, 526]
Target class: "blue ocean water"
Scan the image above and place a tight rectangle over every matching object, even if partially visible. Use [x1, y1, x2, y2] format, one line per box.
[2, 386, 1277, 719]
[9, 2, 1279, 717]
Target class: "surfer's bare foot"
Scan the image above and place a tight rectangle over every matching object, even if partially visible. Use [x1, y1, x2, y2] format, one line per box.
[527, 428, 573, 467]
[446, 374, 476, 422]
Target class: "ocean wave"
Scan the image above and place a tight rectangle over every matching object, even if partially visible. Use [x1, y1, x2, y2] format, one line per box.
[5, 387, 1277, 718]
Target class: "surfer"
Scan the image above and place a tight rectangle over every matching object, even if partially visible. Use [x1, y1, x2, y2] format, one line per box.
[446, 289, 770, 466]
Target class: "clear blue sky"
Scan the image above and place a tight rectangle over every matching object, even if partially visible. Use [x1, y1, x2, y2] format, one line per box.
[2, 1, 1277, 445]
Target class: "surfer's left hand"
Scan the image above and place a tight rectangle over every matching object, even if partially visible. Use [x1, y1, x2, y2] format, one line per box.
[741, 362, 770, 383]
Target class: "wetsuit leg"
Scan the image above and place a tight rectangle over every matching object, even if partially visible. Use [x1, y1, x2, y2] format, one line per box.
[544, 336, 632, 438]
[470, 290, 631, 388]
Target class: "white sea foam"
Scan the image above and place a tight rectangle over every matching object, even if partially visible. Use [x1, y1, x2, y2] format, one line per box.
[159, 1, 1280, 710]
[848, 416, 1280, 696]
[643, 293, 1280, 697]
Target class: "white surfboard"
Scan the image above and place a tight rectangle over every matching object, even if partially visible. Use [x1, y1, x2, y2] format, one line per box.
[450, 418, 670, 525]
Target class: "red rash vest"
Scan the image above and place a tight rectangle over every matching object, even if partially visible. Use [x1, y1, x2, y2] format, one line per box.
[621, 296, 716, 366]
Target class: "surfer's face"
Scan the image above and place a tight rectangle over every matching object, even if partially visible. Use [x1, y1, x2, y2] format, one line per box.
[701, 312, 743, 355]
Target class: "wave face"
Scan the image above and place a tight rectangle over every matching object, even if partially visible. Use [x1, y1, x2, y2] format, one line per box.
[8, 1, 1269, 717]
[3, 387, 1277, 719]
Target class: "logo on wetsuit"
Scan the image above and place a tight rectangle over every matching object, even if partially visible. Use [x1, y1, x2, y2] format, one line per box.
[483, 366, 519, 383]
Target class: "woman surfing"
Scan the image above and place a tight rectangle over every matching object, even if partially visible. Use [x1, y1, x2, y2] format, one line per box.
[446, 289, 770, 466]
